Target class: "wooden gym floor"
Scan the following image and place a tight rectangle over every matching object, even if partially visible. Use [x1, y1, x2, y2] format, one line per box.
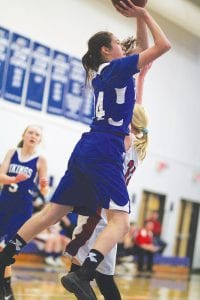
[12, 256, 200, 300]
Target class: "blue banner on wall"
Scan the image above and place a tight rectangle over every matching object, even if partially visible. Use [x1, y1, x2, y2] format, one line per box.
[2, 33, 31, 104]
[63, 57, 85, 121]
[80, 87, 94, 125]
[25, 42, 51, 110]
[46, 50, 70, 115]
[0, 27, 10, 97]
[0, 25, 93, 126]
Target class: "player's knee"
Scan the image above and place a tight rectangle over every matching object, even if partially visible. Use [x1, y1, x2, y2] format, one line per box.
[118, 219, 130, 238]
[113, 219, 130, 237]
[109, 213, 130, 236]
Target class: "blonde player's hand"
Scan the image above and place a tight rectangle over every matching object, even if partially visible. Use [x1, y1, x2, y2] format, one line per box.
[14, 173, 29, 183]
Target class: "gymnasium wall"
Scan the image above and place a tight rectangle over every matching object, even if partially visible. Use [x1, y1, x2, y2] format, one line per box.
[0, 0, 200, 267]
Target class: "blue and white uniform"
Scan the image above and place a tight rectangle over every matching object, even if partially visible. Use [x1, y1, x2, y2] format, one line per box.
[51, 54, 139, 215]
[0, 149, 39, 244]
[65, 141, 139, 275]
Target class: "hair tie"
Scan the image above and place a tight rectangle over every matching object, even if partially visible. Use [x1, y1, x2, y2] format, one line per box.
[142, 128, 148, 135]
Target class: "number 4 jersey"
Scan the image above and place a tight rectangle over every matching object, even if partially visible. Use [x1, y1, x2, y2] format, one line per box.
[91, 54, 139, 136]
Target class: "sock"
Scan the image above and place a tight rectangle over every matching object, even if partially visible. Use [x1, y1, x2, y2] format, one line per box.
[4, 234, 27, 257]
[77, 249, 104, 281]
[54, 252, 62, 259]
[95, 272, 122, 300]
[44, 251, 53, 258]
[3, 277, 13, 295]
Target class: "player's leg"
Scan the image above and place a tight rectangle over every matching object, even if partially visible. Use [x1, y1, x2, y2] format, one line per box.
[0, 246, 15, 298]
[0, 203, 72, 265]
[61, 210, 129, 300]
[95, 271, 121, 300]
[68, 263, 121, 300]
[64, 210, 129, 279]
[2, 266, 15, 300]
[92, 209, 130, 254]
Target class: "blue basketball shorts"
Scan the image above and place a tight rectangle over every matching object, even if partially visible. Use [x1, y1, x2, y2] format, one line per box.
[51, 131, 130, 215]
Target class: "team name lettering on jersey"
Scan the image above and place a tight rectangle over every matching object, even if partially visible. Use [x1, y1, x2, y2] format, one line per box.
[9, 164, 33, 177]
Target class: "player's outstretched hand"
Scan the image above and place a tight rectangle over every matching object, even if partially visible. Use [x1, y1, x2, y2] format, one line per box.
[115, 0, 145, 18]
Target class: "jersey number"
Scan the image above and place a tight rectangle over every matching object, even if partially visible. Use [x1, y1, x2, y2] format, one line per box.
[125, 160, 136, 185]
[96, 92, 105, 120]
[8, 183, 19, 193]
[95, 90, 125, 126]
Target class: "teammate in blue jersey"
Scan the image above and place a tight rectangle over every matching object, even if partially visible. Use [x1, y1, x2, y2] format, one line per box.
[0, 125, 48, 300]
[0, 2, 171, 300]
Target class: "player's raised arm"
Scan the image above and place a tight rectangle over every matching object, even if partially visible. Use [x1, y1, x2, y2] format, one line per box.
[135, 15, 149, 53]
[115, 0, 171, 69]
[136, 63, 152, 105]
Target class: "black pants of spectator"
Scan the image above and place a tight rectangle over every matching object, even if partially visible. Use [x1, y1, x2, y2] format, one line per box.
[136, 247, 154, 272]
[153, 236, 167, 254]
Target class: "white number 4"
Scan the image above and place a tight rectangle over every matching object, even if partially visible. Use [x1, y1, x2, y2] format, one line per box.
[96, 92, 105, 120]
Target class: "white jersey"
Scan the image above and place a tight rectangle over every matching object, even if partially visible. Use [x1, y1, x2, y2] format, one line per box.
[64, 143, 139, 275]
[124, 139, 138, 185]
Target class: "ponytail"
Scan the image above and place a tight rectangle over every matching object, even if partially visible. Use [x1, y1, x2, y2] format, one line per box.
[131, 104, 149, 161]
[17, 140, 24, 148]
[82, 50, 96, 84]
[134, 133, 148, 161]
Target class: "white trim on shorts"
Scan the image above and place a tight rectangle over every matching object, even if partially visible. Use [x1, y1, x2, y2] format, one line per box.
[109, 199, 130, 213]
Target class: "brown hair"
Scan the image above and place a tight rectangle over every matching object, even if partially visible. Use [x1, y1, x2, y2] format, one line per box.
[82, 31, 113, 83]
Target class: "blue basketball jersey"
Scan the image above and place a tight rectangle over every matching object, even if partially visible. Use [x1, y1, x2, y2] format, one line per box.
[90, 54, 139, 136]
[1, 149, 39, 201]
[0, 149, 39, 243]
[51, 55, 140, 215]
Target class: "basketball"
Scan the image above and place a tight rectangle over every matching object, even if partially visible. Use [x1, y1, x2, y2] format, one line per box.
[111, 0, 147, 8]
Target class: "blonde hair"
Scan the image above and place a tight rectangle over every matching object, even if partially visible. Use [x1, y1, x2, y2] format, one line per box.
[17, 125, 43, 148]
[131, 104, 149, 161]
